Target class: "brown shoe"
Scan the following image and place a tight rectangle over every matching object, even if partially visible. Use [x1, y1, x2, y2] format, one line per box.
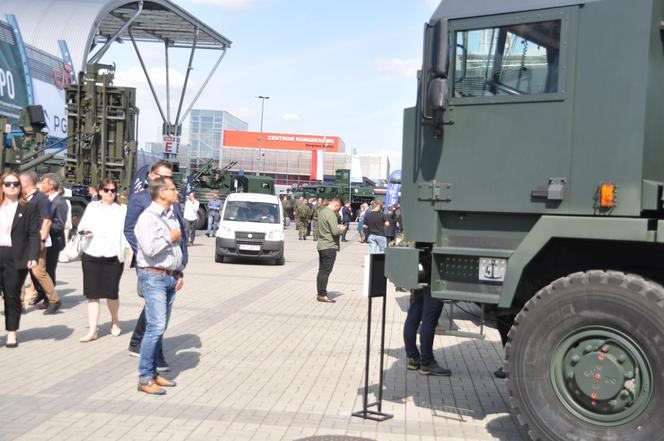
[153, 375, 177, 387]
[137, 378, 166, 395]
[317, 295, 336, 303]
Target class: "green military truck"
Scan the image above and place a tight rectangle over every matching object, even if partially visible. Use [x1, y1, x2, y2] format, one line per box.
[294, 169, 386, 212]
[385, 0, 664, 440]
[188, 159, 275, 230]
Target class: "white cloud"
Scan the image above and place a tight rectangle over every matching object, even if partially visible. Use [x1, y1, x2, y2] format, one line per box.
[374, 57, 419, 79]
[186, 0, 256, 9]
[281, 113, 300, 121]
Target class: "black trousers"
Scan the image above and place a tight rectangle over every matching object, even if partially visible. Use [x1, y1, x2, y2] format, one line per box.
[316, 249, 337, 296]
[403, 287, 444, 366]
[0, 247, 29, 331]
[341, 221, 350, 240]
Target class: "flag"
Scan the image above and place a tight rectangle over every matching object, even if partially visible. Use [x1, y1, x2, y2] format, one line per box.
[185, 173, 195, 197]
[310, 150, 324, 181]
[350, 147, 363, 183]
[128, 164, 150, 198]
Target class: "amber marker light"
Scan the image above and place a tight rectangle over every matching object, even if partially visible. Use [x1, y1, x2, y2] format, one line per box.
[599, 183, 616, 209]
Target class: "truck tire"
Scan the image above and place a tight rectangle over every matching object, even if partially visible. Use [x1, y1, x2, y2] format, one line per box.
[196, 206, 207, 231]
[506, 271, 664, 441]
[215, 252, 224, 263]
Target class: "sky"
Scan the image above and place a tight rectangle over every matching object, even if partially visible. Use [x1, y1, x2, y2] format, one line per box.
[102, 0, 442, 170]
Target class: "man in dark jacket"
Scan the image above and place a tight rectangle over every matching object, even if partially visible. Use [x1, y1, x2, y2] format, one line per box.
[124, 161, 188, 372]
[340, 202, 352, 242]
[39, 174, 68, 314]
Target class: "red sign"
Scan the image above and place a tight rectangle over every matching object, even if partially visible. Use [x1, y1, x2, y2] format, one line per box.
[224, 131, 341, 152]
[163, 135, 180, 154]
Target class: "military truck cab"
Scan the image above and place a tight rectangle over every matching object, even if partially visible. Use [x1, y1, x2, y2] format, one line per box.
[386, 0, 664, 439]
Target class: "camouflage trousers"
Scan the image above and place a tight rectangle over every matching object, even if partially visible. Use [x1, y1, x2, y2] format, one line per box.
[312, 220, 319, 240]
[297, 219, 308, 239]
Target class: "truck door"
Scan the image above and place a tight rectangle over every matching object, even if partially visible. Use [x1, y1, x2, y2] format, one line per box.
[439, 7, 577, 214]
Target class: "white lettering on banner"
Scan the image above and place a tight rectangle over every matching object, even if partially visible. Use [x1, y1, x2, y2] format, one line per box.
[0, 68, 16, 99]
[266, 135, 335, 145]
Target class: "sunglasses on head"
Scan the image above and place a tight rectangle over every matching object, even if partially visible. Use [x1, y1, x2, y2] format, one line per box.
[101, 188, 117, 194]
[3, 181, 20, 188]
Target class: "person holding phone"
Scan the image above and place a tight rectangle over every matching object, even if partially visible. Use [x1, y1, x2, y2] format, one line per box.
[76, 178, 128, 342]
[0, 172, 40, 348]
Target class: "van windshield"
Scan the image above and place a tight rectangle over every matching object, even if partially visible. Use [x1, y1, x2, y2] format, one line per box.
[223, 201, 280, 224]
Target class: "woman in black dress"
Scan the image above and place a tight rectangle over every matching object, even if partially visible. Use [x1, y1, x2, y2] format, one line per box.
[0, 172, 39, 347]
[77, 178, 127, 342]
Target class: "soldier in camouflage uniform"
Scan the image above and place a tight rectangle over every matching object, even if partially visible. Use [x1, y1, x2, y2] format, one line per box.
[312, 197, 324, 241]
[296, 197, 311, 240]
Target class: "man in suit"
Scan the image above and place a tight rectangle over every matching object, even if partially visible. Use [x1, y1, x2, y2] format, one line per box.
[38, 174, 68, 315]
[19, 171, 59, 313]
[340, 202, 352, 242]
[124, 161, 188, 372]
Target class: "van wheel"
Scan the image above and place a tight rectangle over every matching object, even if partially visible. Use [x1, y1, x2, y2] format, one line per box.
[215, 253, 224, 263]
[506, 271, 663, 441]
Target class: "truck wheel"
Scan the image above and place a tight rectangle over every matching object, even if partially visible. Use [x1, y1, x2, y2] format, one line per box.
[506, 271, 664, 441]
[196, 207, 207, 230]
[215, 252, 224, 263]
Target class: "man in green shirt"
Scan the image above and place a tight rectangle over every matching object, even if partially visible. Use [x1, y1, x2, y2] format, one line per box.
[316, 197, 347, 303]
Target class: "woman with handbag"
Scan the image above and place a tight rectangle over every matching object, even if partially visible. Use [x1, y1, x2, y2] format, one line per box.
[77, 178, 128, 342]
[0, 172, 40, 348]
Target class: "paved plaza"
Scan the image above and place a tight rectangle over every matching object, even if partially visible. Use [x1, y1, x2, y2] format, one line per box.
[0, 226, 525, 441]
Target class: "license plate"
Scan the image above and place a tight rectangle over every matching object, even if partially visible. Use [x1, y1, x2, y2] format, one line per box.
[478, 258, 507, 282]
[239, 244, 261, 251]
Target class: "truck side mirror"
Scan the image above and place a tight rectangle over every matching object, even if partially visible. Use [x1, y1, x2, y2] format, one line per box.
[431, 18, 449, 78]
[428, 78, 448, 111]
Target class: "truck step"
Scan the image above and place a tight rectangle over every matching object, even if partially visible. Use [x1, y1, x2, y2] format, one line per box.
[439, 329, 486, 340]
[432, 289, 500, 304]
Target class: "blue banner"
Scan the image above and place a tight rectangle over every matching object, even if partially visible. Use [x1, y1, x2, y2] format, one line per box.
[384, 169, 401, 209]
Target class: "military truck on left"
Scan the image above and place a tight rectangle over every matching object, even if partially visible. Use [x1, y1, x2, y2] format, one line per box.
[0, 63, 138, 226]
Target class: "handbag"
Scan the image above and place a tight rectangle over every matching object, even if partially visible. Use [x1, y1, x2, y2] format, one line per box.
[62, 234, 86, 261]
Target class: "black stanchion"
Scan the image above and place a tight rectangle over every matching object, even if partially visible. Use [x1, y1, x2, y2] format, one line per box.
[352, 254, 393, 422]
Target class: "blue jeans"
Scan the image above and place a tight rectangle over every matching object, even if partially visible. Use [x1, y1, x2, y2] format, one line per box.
[207, 211, 219, 236]
[138, 270, 177, 381]
[403, 287, 444, 366]
[368, 235, 387, 254]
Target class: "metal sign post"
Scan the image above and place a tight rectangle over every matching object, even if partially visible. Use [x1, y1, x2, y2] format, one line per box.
[352, 253, 393, 422]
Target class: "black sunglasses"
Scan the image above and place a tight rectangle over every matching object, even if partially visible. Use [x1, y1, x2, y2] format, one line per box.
[101, 188, 117, 194]
[3, 181, 20, 188]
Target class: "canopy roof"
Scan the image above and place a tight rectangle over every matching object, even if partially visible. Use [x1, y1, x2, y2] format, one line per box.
[1, 0, 231, 72]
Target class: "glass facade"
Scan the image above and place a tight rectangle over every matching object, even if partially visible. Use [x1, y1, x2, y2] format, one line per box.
[186, 109, 248, 168]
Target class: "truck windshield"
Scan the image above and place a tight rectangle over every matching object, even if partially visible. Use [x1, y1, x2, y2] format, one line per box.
[223, 201, 280, 224]
[454, 20, 561, 97]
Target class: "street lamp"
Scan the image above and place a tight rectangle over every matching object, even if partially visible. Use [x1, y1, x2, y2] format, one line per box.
[256, 95, 270, 175]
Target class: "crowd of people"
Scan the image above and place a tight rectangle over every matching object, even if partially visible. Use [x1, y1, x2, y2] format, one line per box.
[0, 165, 461, 396]
[280, 194, 402, 251]
[0, 162, 187, 395]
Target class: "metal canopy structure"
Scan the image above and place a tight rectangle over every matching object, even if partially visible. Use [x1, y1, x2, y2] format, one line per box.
[1, 0, 232, 142]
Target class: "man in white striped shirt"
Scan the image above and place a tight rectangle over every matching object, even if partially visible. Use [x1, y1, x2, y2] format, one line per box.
[134, 177, 185, 395]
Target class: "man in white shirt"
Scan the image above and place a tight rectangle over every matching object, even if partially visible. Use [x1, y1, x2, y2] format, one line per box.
[183, 192, 199, 247]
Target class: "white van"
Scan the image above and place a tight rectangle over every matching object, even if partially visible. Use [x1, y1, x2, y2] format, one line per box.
[215, 192, 285, 265]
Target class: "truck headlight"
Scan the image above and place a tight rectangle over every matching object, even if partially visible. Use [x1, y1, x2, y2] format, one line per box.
[266, 229, 284, 241]
[217, 226, 234, 239]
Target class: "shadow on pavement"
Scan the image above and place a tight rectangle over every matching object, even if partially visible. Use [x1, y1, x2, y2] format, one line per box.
[15, 324, 74, 343]
[164, 333, 202, 378]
